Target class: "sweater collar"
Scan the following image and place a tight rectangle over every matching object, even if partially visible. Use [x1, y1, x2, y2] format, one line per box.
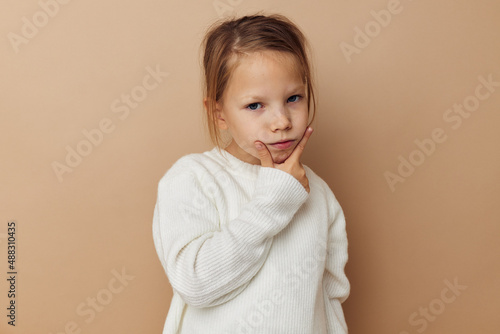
[209, 147, 262, 175]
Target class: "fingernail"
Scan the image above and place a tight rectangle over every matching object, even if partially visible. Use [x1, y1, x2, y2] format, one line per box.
[255, 143, 263, 149]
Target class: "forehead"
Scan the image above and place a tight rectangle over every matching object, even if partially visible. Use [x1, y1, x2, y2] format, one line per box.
[225, 51, 305, 96]
[232, 50, 302, 78]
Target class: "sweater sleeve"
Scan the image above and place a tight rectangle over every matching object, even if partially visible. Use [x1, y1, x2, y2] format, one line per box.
[323, 189, 350, 334]
[152, 158, 309, 308]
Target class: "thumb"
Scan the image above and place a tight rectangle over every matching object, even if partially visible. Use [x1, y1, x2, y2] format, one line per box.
[254, 141, 274, 168]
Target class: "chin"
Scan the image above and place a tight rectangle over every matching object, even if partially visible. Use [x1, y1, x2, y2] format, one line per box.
[272, 151, 292, 164]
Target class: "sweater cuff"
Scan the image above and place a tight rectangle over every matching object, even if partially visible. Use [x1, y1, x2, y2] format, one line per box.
[251, 167, 309, 235]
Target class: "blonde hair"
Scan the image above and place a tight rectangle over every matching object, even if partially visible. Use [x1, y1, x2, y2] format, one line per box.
[200, 12, 317, 155]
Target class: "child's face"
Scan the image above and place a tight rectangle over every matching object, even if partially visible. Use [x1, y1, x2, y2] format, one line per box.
[215, 50, 309, 165]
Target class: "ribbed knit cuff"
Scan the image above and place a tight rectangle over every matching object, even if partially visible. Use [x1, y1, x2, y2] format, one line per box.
[251, 166, 309, 236]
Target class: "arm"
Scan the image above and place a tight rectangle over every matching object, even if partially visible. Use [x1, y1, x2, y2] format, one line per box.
[152, 158, 309, 308]
[323, 189, 350, 333]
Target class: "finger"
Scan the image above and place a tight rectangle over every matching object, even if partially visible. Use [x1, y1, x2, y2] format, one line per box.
[254, 141, 274, 168]
[287, 126, 313, 163]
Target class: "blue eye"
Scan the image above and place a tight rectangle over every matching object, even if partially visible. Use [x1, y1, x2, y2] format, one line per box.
[246, 102, 262, 111]
[246, 95, 302, 111]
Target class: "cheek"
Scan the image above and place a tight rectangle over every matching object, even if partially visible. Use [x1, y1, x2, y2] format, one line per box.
[233, 132, 259, 153]
[295, 115, 309, 134]
[236, 126, 258, 143]
[298, 109, 309, 125]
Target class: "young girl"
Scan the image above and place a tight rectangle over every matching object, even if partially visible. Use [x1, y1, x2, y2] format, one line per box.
[152, 13, 350, 334]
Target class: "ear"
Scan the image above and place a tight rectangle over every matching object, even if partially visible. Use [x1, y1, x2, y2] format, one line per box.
[205, 97, 228, 130]
[203, 97, 210, 112]
[216, 102, 228, 130]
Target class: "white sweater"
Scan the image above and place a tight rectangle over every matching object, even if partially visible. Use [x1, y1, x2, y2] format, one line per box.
[152, 147, 350, 334]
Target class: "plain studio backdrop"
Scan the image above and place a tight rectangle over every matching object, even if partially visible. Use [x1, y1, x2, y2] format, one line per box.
[1, 0, 499, 333]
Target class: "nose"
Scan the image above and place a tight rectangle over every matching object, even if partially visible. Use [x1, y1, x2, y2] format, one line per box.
[270, 106, 292, 132]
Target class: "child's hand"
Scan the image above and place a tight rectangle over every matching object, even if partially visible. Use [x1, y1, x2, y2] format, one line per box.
[254, 126, 314, 193]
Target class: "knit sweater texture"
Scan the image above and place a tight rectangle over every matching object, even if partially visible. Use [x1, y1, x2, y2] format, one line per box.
[152, 147, 350, 334]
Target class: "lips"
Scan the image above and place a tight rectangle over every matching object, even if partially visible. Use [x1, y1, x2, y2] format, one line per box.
[269, 140, 294, 150]
[270, 139, 293, 145]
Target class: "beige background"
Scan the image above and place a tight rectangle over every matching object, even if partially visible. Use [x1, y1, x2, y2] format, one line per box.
[1, 0, 499, 333]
